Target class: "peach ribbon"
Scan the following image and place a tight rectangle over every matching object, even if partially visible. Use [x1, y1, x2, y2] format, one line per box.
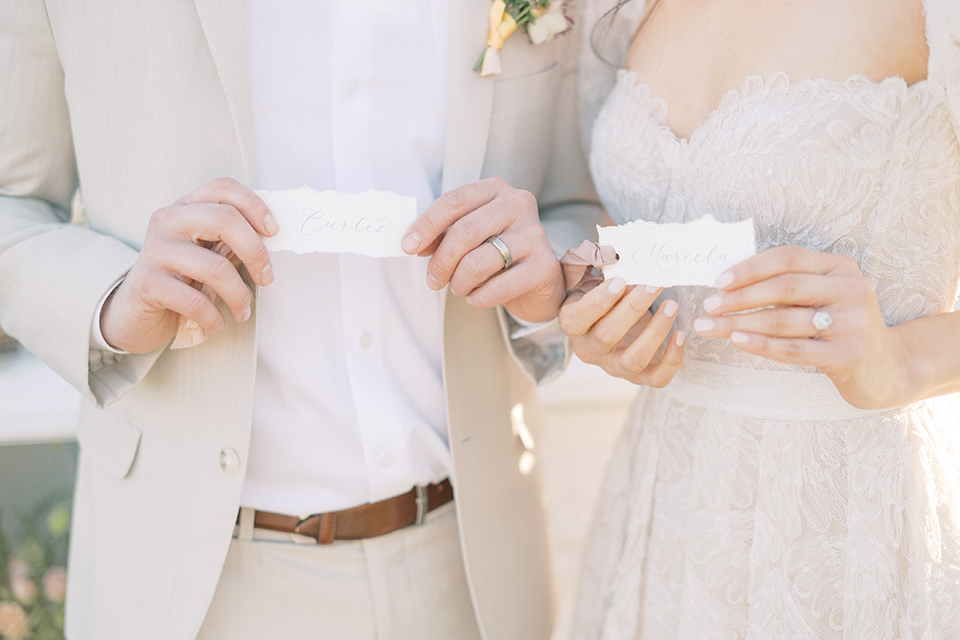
[479, 0, 519, 76]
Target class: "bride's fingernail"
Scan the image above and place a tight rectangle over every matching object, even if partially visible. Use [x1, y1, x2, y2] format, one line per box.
[715, 271, 734, 289]
[703, 295, 722, 313]
[693, 318, 714, 333]
[730, 331, 749, 345]
[645, 285, 660, 294]
[608, 278, 626, 294]
[663, 300, 678, 317]
[675, 331, 685, 347]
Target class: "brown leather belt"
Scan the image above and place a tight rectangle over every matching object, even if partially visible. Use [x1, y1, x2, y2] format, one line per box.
[238, 479, 453, 544]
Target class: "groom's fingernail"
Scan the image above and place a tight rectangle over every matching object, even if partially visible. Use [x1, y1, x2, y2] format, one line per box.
[608, 278, 625, 294]
[263, 213, 280, 236]
[426, 273, 442, 290]
[260, 263, 274, 286]
[402, 233, 421, 254]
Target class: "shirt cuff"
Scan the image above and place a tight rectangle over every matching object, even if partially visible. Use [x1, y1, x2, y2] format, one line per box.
[91, 277, 129, 354]
[504, 309, 554, 340]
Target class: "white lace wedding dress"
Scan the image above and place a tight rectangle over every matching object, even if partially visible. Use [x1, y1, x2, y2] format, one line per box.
[570, 1, 960, 638]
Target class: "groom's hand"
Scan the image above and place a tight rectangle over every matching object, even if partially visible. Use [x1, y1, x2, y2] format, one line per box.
[401, 177, 565, 323]
[100, 178, 278, 354]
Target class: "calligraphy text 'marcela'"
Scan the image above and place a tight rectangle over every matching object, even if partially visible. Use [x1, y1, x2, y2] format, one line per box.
[636, 242, 731, 273]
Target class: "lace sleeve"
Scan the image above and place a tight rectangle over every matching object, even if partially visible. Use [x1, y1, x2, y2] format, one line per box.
[925, 0, 960, 144]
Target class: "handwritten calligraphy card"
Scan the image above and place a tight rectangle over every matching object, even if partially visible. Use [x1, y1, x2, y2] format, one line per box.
[258, 188, 417, 258]
[598, 215, 756, 287]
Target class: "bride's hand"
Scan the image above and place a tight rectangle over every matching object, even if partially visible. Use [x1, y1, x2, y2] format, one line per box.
[558, 278, 685, 386]
[692, 245, 905, 409]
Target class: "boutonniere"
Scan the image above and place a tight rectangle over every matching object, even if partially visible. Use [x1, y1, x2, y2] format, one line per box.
[474, 0, 571, 77]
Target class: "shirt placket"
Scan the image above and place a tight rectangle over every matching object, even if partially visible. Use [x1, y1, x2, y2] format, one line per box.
[331, 0, 407, 503]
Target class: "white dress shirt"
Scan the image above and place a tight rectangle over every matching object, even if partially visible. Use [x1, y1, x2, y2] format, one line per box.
[240, 0, 452, 514]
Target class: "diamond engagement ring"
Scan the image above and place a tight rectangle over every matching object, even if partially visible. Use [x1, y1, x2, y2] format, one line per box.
[485, 235, 513, 270]
[811, 310, 833, 339]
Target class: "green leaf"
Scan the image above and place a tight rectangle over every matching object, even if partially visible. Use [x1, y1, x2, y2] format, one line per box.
[473, 49, 486, 72]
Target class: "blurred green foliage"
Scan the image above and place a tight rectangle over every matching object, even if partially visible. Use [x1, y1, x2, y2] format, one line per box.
[0, 491, 70, 640]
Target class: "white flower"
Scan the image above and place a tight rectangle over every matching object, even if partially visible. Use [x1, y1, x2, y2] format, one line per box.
[527, 3, 569, 45]
[7, 561, 36, 605]
[9, 575, 36, 606]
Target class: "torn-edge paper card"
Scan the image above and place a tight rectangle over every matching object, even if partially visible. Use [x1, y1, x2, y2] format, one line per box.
[598, 215, 756, 287]
[171, 187, 417, 350]
[258, 187, 417, 258]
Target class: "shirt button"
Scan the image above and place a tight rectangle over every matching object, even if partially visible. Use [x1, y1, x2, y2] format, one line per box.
[343, 78, 360, 96]
[379, 452, 396, 468]
[357, 330, 373, 350]
[219, 448, 240, 477]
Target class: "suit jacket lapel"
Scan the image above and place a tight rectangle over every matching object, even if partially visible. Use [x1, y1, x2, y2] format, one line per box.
[194, 0, 256, 184]
[440, 0, 497, 327]
[442, 0, 497, 192]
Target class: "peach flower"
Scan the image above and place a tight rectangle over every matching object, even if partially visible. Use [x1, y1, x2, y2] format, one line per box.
[0, 602, 30, 640]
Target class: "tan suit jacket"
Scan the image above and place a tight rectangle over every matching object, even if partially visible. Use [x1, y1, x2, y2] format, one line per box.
[0, 1, 602, 638]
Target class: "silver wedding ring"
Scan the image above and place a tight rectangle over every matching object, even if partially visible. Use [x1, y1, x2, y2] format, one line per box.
[811, 310, 833, 339]
[485, 235, 513, 270]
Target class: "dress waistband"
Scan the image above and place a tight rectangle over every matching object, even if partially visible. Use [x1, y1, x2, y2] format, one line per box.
[662, 359, 888, 422]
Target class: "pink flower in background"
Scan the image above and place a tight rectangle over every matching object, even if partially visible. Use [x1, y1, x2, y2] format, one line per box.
[0, 602, 31, 640]
[42, 567, 68, 603]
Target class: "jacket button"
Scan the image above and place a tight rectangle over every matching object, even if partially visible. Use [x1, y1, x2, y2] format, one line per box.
[219, 448, 240, 477]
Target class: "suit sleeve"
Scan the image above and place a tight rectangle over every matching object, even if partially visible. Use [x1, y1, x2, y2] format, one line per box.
[0, 1, 160, 408]
[502, 7, 608, 385]
[537, 5, 607, 256]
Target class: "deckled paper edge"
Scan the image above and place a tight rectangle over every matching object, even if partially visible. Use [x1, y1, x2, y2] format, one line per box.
[598, 216, 757, 287]
[258, 188, 418, 258]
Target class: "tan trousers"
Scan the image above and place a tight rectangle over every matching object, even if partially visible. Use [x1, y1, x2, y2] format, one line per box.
[196, 502, 482, 640]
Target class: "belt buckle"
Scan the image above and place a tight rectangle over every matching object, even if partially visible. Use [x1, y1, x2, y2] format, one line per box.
[414, 484, 429, 525]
